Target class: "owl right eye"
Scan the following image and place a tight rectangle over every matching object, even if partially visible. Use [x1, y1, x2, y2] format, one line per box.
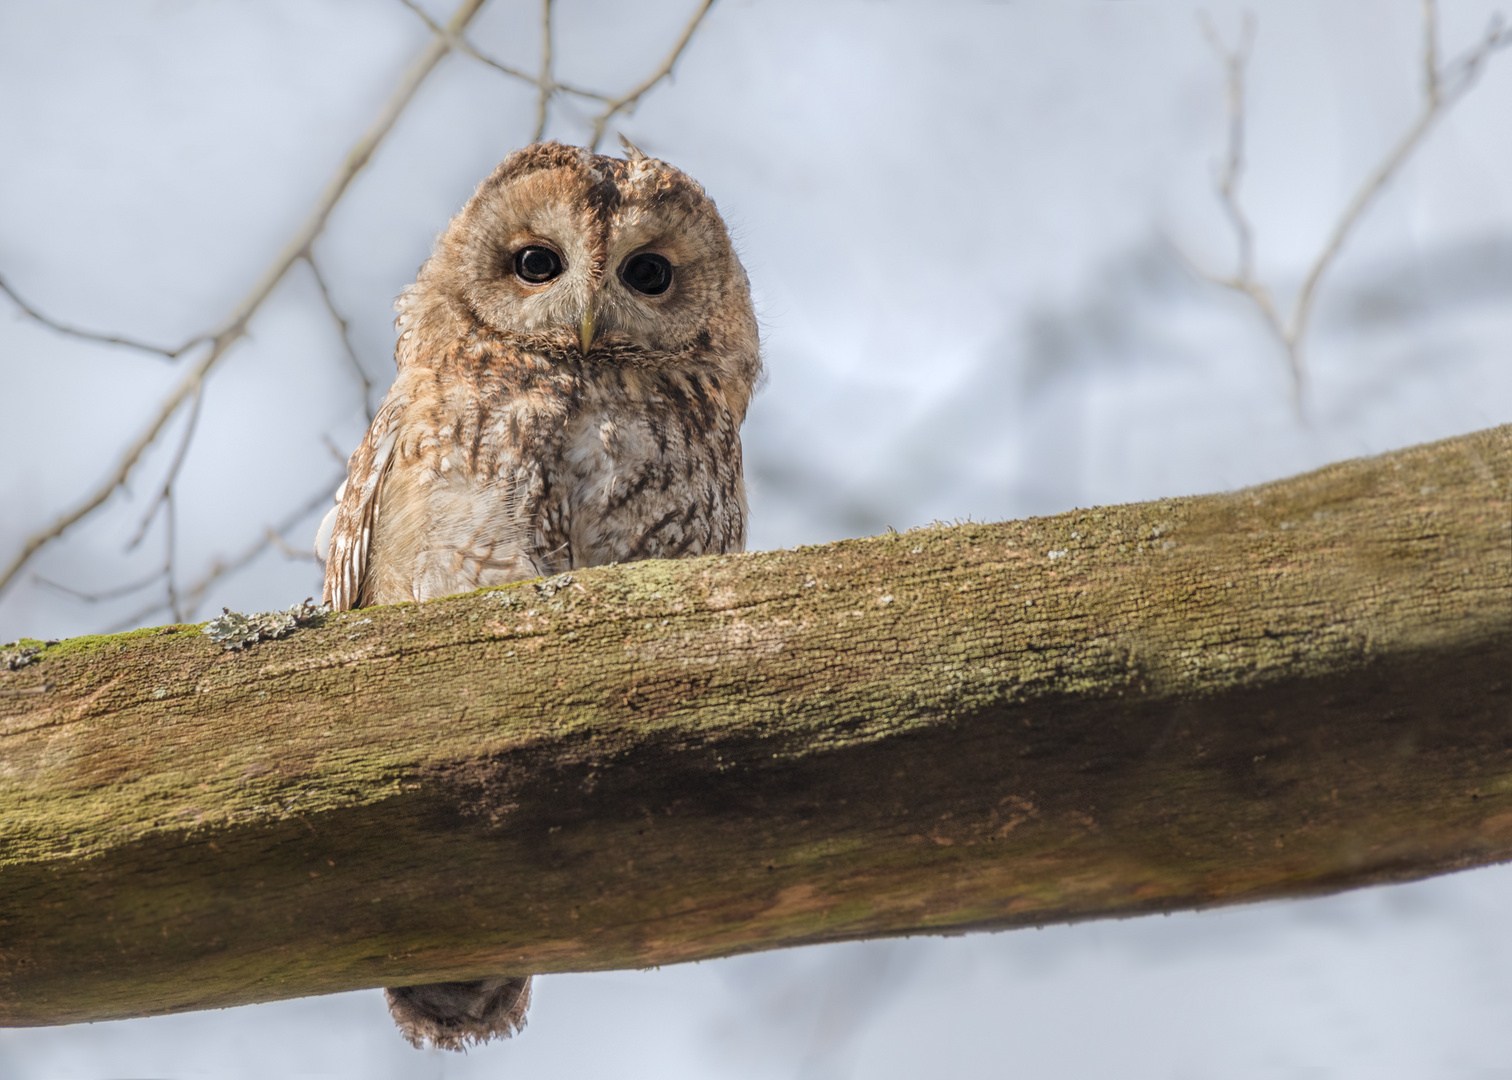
[514, 246, 563, 284]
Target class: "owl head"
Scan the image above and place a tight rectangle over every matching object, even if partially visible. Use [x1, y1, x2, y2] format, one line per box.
[398, 142, 760, 417]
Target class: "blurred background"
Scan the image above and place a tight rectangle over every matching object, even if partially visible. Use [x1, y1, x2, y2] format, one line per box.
[2, 0, 1511, 1075]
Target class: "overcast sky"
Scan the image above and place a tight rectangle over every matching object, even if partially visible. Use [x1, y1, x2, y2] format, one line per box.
[2, 1, 1511, 1076]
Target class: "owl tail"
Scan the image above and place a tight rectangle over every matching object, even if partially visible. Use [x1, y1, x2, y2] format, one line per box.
[384, 974, 532, 1051]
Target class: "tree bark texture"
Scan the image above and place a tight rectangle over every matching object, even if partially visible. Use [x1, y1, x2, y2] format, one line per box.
[1, 425, 1508, 1026]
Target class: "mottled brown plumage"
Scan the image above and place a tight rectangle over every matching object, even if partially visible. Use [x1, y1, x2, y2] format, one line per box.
[315, 141, 760, 1050]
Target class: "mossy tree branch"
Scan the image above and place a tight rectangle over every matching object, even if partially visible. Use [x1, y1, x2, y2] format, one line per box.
[1, 426, 1508, 1026]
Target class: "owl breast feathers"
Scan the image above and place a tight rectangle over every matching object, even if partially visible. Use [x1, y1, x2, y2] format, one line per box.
[317, 141, 761, 611]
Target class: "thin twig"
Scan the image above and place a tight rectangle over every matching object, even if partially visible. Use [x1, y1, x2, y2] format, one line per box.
[1192, 11, 1303, 405]
[179, 477, 345, 619]
[164, 488, 183, 621]
[534, 0, 555, 142]
[1192, 3, 1512, 413]
[32, 568, 167, 604]
[305, 255, 374, 422]
[265, 527, 324, 564]
[0, 350, 218, 602]
[548, 78, 614, 104]
[0, 272, 203, 361]
[217, 0, 491, 351]
[0, 0, 490, 602]
[103, 598, 173, 635]
[127, 383, 204, 552]
[396, 0, 611, 102]
[1424, 0, 1442, 103]
[397, 0, 717, 148]
[587, 0, 717, 150]
[398, 0, 531, 81]
[1199, 12, 1257, 283]
[106, 477, 341, 633]
[322, 433, 351, 467]
[1440, 12, 1510, 95]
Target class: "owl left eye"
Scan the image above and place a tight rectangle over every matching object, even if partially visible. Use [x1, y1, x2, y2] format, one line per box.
[514, 246, 563, 284]
[620, 253, 673, 296]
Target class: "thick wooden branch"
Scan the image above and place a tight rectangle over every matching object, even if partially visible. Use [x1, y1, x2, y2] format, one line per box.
[1, 426, 1508, 1026]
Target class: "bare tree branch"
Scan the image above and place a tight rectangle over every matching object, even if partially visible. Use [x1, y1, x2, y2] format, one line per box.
[264, 527, 324, 565]
[305, 255, 375, 423]
[0, 0, 491, 603]
[587, 0, 717, 151]
[126, 383, 204, 554]
[0, 356, 212, 603]
[1190, 3, 1512, 413]
[1423, 0, 1442, 102]
[1440, 11, 1510, 94]
[321, 433, 351, 467]
[534, 0, 555, 142]
[121, 384, 204, 623]
[102, 597, 174, 636]
[32, 568, 167, 605]
[393, 0, 614, 106]
[1197, 14, 1260, 289]
[399, 0, 715, 147]
[0, 271, 204, 361]
[178, 477, 345, 621]
[214, 0, 490, 350]
[98, 467, 332, 632]
[397, 0, 538, 84]
[22, 396, 333, 627]
[164, 489, 184, 621]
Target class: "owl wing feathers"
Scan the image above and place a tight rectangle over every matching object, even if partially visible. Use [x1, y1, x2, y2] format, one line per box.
[322, 393, 405, 612]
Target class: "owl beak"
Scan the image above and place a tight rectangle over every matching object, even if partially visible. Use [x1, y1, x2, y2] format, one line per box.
[578, 307, 596, 356]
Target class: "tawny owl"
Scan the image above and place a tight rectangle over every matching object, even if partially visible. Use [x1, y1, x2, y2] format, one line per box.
[314, 141, 760, 1050]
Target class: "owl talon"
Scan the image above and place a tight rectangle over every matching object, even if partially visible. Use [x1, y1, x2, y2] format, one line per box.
[384, 975, 532, 1051]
